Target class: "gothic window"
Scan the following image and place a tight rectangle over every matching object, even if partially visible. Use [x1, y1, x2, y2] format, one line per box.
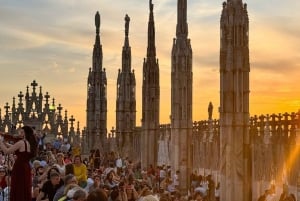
[102, 85, 106, 98]
[132, 87, 135, 98]
[151, 98, 155, 120]
[179, 106, 182, 120]
[126, 114, 130, 129]
[32, 102, 36, 110]
[42, 123, 47, 130]
[88, 83, 92, 93]
[4, 125, 8, 133]
[117, 84, 120, 99]
[17, 122, 24, 128]
[183, 87, 186, 119]
[18, 114, 22, 121]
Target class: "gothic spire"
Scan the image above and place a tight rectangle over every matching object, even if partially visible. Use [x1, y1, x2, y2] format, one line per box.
[122, 14, 132, 72]
[176, 0, 188, 38]
[93, 11, 103, 72]
[147, 0, 156, 58]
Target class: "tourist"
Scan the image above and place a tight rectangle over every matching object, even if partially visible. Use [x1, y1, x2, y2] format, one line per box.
[141, 170, 153, 189]
[36, 172, 64, 201]
[116, 181, 128, 201]
[64, 153, 73, 165]
[54, 153, 66, 176]
[116, 155, 123, 172]
[109, 186, 121, 201]
[87, 189, 108, 201]
[104, 171, 118, 190]
[73, 155, 87, 188]
[139, 184, 158, 201]
[88, 174, 102, 192]
[215, 182, 220, 201]
[0, 125, 38, 201]
[57, 185, 82, 201]
[0, 166, 8, 201]
[60, 139, 71, 153]
[125, 174, 138, 201]
[72, 143, 81, 158]
[0, 166, 8, 191]
[32, 165, 47, 200]
[65, 163, 75, 176]
[71, 188, 87, 201]
[193, 192, 203, 201]
[159, 176, 171, 192]
[206, 175, 215, 201]
[37, 132, 46, 152]
[172, 170, 180, 191]
[53, 174, 77, 201]
[89, 150, 95, 170]
[94, 149, 101, 170]
[52, 138, 62, 151]
[159, 166, 166, 184]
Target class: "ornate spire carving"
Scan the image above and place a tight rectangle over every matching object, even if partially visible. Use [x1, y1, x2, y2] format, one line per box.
[93, 11, 103, 72]
[116, 13, 136, 157]
[95, 11, 100, 34]
[176, 0, 188, 38]
[124, 14, 130, 48]
[86, 11, 107, 153]
[147, 0, 156, 58]
[122, 14, 132, 72]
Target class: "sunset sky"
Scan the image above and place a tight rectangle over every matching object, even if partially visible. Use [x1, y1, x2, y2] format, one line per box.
[0, 0, 299, 131]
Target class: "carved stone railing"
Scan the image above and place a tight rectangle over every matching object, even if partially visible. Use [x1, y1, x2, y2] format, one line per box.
[156, 111, 300, 187]
[250, 112, 300, 185]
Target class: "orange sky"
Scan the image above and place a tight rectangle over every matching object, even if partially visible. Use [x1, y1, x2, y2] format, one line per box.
[0, 0, 299, 131]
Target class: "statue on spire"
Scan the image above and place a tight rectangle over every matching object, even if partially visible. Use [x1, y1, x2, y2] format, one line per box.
[208, 102, 213, 120]
[125, 14, 130, 37]
[150, 0, 153, 12]
[95, 11, 100, 34]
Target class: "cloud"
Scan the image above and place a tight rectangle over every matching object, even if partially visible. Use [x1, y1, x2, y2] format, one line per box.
[0, 0, 299, 129]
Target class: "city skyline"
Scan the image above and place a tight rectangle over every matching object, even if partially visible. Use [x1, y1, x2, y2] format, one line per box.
[0, 0, 299, 130]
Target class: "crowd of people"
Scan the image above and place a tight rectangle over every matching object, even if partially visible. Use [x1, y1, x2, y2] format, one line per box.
[0, 127, 218, 201]
[1, 126, 294, 201]
[0, 125, 221, 201]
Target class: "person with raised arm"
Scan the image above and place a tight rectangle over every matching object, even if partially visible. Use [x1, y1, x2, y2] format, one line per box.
[0, 126, 38, 201]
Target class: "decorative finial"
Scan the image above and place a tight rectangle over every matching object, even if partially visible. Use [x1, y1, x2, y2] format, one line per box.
[150, 0, 153, 12]
[125, 14, 130, 37]
[95, 11, 100, 33]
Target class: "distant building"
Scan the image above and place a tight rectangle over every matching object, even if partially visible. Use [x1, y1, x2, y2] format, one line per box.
[0, 80, 80, 144]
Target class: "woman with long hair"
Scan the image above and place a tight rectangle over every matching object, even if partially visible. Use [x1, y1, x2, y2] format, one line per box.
[0, 125, 38, 201]
[54, 153, 65, 176]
